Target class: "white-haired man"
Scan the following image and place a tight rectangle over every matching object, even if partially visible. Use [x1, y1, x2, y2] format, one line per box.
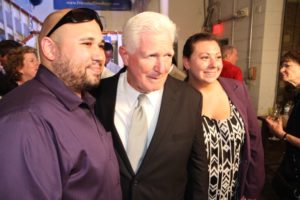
[92, 11, 208, 200]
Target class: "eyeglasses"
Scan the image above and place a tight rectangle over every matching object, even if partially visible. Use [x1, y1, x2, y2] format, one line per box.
[46, 8, 103, 37]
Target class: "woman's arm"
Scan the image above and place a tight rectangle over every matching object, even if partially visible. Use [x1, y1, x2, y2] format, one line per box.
[266, 116, 300, 148]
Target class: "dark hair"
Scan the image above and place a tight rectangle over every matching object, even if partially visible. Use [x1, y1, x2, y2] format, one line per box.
[183, 32, 220, 59]
[46, 8, 103, 37]
[6, 46, 37, 82]
[104, 42, 113, 51]
[282, 49, 300, 65]
[0, 40, 22, 57]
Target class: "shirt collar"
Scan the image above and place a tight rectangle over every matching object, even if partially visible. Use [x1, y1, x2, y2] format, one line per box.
[35, 65, 95, 111]
[120, 71, 163, 107]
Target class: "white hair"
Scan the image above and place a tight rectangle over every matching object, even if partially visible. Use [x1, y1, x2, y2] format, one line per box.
[122, 11, 177, 53]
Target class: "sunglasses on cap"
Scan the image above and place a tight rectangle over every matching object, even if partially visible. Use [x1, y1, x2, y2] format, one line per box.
[46, 8, 103, 37]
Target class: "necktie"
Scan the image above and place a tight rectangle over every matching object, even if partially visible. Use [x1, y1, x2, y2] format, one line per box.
[127, 94, 148, 172]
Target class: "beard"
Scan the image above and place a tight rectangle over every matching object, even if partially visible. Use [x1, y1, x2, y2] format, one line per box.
[52, 55, 101, 94]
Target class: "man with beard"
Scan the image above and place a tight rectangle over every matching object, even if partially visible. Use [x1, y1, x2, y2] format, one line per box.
[0, 8, 121, 200]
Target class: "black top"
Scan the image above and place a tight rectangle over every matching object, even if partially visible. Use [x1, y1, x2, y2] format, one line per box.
[281, 92, 300, 185]
[0, 74, 18, 96]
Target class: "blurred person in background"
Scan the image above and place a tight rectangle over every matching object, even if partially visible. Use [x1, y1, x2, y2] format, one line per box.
[169, 56, 187, 81]
[266, 49, 300, 199]
[104, 42, 122, 74]
[220, 45, 243, 81]
[0, 39, 22, 78]
[183, 32, 264, 200]
[0, 46, 39, 96]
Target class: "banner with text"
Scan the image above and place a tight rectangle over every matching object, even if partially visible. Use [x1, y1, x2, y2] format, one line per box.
[54, 0, 132, 11]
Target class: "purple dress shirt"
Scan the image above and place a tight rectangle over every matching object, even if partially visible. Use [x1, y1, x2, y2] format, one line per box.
[0, 66, 121, 200]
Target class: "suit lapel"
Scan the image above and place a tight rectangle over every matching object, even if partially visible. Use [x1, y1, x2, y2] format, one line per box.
[103, 75, 182, 174]
[219, 77, 239, 108]
[219, 77, 248, 128]
[100, 73, 134, 174]
[141, 77, 179, 165]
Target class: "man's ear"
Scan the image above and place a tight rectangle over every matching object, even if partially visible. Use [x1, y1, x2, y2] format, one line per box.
[119, 46, 129, 66]
[182, 57, 190, 71]
[40, 37, 57, 61]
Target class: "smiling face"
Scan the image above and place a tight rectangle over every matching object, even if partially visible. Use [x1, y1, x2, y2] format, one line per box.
[280, 59, 300, 87]
[120, 31, 174, 93]
[50, 20, 105, 93]
[183, 40, 222, 87]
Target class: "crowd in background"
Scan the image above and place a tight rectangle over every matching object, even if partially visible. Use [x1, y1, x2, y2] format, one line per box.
[0, 42, 39, 96]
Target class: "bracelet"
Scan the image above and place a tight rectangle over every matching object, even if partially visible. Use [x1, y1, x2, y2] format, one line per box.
[281, 132, 288, 141]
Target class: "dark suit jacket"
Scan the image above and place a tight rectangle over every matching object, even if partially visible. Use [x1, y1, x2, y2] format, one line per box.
[92, 72, 208, 200]
[219, 77, 265, 198]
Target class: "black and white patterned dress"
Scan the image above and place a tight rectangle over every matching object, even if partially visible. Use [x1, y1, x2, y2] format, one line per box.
[202, 101, 245, 200]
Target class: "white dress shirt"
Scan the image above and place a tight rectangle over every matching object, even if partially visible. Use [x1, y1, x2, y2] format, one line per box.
[114, 72, 163, 151]
[106, 61, 122, 74]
